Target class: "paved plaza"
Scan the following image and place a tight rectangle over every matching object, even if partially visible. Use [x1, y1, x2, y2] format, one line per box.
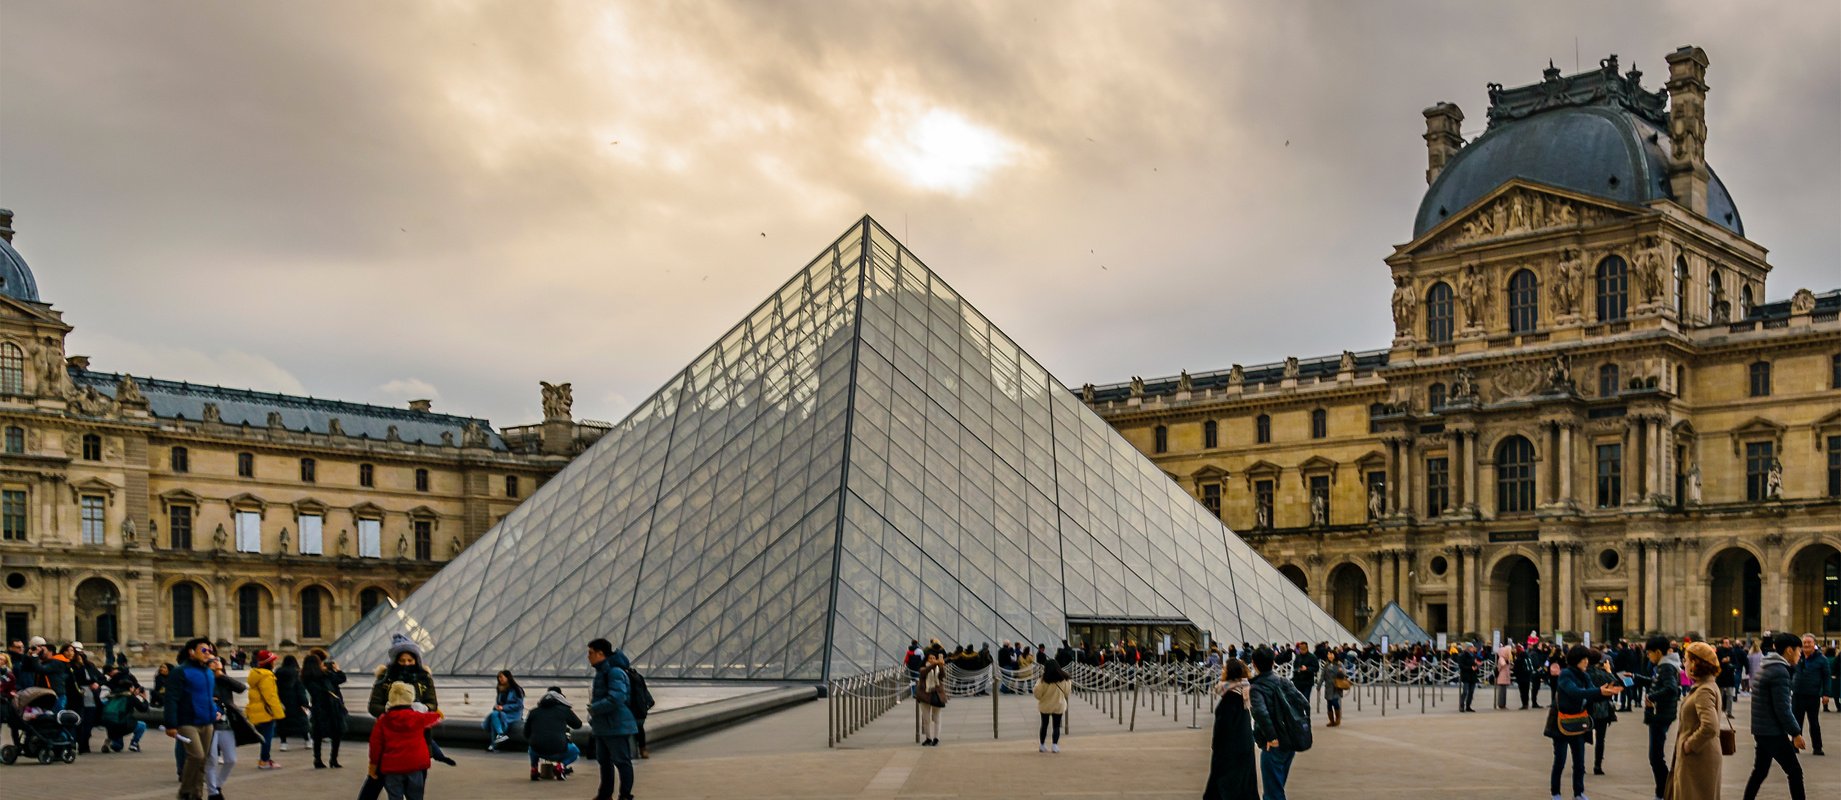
[5, 687, 1834, 798]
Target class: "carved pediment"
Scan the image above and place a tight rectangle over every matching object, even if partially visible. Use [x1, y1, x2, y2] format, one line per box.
[1411, 181, 1640, 255]
[1190, 465, 1229, 483]
[1297, 455, 1340, 474]
[1727, 416, 1786, 456]
[70, 476, 121, 501]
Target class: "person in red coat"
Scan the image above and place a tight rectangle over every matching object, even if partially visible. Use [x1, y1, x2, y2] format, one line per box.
[368, 682, 444, 800]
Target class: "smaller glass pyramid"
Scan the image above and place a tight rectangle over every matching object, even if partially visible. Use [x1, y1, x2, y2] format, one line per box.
[1358, 601, 1431, 646]
[332, 217, 1353, 679]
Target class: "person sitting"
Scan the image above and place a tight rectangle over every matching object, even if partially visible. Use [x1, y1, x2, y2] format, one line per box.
[523, 686, 583, 781]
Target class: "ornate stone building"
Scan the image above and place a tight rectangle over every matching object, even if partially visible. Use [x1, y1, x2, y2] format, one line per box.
[1084, 48, 1841, 644]
[0, 211, 605, 662]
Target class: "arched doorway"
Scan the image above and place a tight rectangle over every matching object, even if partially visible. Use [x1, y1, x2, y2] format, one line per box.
[1328, 563, 1370, 633]
[1491, 555, 1540, 642]
[1708, 548, 1762, 638]
[1788, 543, 1841, 636]
[74, 577, 121, 647]
[1278, 564, 1308, 593]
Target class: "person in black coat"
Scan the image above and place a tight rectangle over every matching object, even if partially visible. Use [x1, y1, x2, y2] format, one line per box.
[274, 655, 312, 752]
[1742, 632, 1806, 800]
[524, 686, 583, 781]
[1457, 645, 1481, 712]
[301, 651, 347, 769]
[1290, 644, 1319, 702]
[1205, 659, 1257, 800]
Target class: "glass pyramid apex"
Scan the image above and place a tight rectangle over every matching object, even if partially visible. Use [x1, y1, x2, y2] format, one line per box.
[332, 217, 1353, 680]
[1359, 601, 1431, 646]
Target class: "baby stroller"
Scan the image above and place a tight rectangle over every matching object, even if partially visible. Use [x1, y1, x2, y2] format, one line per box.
[1, 687, 81, 765]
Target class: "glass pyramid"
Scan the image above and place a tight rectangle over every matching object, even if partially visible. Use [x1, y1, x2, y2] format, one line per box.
[331, 217, 1353, 680]
[1358, 601, 1431, 646]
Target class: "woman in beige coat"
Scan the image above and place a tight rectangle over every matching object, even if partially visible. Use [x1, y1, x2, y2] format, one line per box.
[1032, 660, 1072, 753]
[1666, 641, 1724, 800]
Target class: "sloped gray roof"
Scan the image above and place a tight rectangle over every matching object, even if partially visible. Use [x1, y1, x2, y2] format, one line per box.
[70, 368, 508, 451]
[0, 238, 42, 303]
[1359, 601, 1431, 646]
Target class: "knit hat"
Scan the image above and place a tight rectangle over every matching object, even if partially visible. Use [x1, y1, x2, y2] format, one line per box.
[387, 633, 423, 664]
[255, 650, 278, 668]
[386, 681, 416, 708]
[1684, 641, 1718, 673]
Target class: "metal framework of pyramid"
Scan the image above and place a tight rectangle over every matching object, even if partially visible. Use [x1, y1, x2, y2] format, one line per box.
[1359, 601, 1431, 646]
[332, 217, 1352, 680]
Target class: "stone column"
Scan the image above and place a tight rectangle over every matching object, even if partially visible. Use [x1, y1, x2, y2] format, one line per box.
[1379, 551, 1395, 607]
[1559, 424, 1575, 507]
[1468, 432, 1483, 514]
[1468, 547, 1484, 636]
[1399, 443, 1415, 518]
[1644, 545, 1662, 633]
[1559, 545, 1576, 634]
[1450, 434, 1466, 511]
[1650, 418, 1667, 505]
[1386, 440, 1401, 515]
[1625, 542, 1645, 635]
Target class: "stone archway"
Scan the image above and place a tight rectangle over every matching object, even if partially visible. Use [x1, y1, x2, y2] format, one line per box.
[1278, 564, 1309, 593]
[1708, 547, 1762, 638]
[1787, 543, 1840, 636]
[73, 577, 121, 647]
[1328, 563, 1370, 633]
[1490, 555, 1540, 643]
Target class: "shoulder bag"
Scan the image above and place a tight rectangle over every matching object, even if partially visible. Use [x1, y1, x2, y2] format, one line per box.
[1719, 710, 1737, 756]
[1556, 707, 1592, 736]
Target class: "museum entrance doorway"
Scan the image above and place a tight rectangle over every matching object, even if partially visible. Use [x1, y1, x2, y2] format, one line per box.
[1065, 616, 1203, 657]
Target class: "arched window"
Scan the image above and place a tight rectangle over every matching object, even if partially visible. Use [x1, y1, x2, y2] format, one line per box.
[1153, 425, 1168, 454]
[237, 584, 265, 638]
[1595, 256, 1628, 322]
[1310, 409, 1328, 439]
[4, 426, 22, 454]
[1740, 285, 1754, 318]
[1598, 364, 1620, 398]
[1428, 383, 1446, 411]
[171, 583, 199, 638]
[1709, 271, 1724, 319]
[1424, 282, 1455, 343]
[359, 587, 390, 616]
[1507, 269, 1539, 333]
[300, 586, 331, 640]
[1674, 257, 1689, 319]
[1495, 436, 1536, 513]
[170, 446, 189, 473]
[81, 433, 102, 461]
[1255, 414, 1271, 444]
[0, 343, 24, 395]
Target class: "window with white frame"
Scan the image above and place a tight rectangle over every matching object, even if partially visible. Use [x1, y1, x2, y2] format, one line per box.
[299, 513, 323, 555]
[234, 509, 261, 553]
[358, 518, 382, 558]
[81, 495, 105, 545]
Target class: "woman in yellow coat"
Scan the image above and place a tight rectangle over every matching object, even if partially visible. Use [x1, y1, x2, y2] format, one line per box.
[1666, 641, 1724, 800]
[244, 649, 288, 770]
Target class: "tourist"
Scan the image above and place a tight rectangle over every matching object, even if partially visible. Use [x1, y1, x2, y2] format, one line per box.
[245, 649, 286, 769]
[1791, 634, 1827, 755]
[917, 651, 947, 746]
[1205, 659, 1257, 800]
[1457, 644, 1479, 712]
[1826, 644, 1840, 713]
[1587, 656, 1619, 774]
[1666, 641, 1723, 800]
[1546, 644, 1620, 800]
[524, 685, 582, 780]
[483, 669, 525, 752]
[366, 634, 451, 765]
[165, 638, 217, 800]
[100, 673, 149, 752]
[276, 654, 311, 753]
[1033, 659, 1071, 753]
[586, 638, 638, 800]
[1290, 642, 1318, 707]
[302, 650, 347, 768]
[1741, 632, 1806, 800]
[1320, 650, 1347, 727]
[1248, 646, 1311, 800]
[1745, 641, 1763, 697]
[622, 653, 655, 759]
[369, 681, 444, 800]
[1635, 635, 1682, 800]
[1495, 643, 1514, 710]
[1717, 638, 1739, 713]
[207, 654, 253, 800]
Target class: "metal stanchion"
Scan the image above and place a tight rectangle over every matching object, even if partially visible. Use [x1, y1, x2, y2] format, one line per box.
[1129, 671, 1140, 732]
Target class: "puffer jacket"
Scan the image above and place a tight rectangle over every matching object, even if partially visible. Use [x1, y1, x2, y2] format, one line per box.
[369, 706, 443, 775]
[1033, 677, 1070, 714]
[368, 663, 438, 718]
[587, 651, 636, 737]
[244, 667, 285, 725]
[525, 690, 582, 762]
[1645, 653, 1682, 725]
[1749, 652, 1800, 738]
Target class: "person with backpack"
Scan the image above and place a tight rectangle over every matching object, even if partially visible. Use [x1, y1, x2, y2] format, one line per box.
[916, 651, 947, 746]
[1248, 646, 1311, 800]
[100, 675, 149, 752]
[586, 638, 638, 800]
[615, 654, 655, 759]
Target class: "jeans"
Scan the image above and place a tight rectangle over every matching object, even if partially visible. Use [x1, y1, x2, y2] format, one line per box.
[593, 734, 634, 800]
[1259, 747, 1295, 800]
[258, 720, 276, 761]
[1551, 735, 1585, 797]
[484, 710, 515, 741]
[529, 742, 581, 768]
[107, 721, 147, 751]
[176, 724, 214, 800]
[1460, 681, 1477, 710]
[382, 770, 427, 800]
[1741, 734, 1805, 800]
[1038, 713, 1062, 745]
[1648, 720, 1672, 799]
[1721, 686, 1736, 713]
[1793, 694, 1823, 753]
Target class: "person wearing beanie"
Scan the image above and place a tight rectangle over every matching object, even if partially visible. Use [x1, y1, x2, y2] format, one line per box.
[368, 681, 443, 800]
[360, 634, 451, 800]
[524, 686, 583, 780]
[246, 649, 287, 769]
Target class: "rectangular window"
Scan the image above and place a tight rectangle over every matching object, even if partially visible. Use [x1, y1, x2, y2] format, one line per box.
[1749, 362, 1771, 397]
[299, 513, 323, 555]
[1201, 484, 1222, 519]
[82, 435, 102, 461]
[1153, 426, 1168, 454]
[171, 584, 195, 639]
[1426, 457, 1450, 516]
[414, 469, 429, 492]
[1828, 436, 1840, 498]
[1310, 410, 1327, 439]
[4, 427, 23, 454]
[358, 518, 382, 559]
[1254, 479, 1274, 529]
[237, 586, 261, 638]
[170, 447, 189, 473]
[237, 452, 254, 478]
[504, 475, 519, 498]
[1203, 420, 1218, 449]
[299, 458, 316, 483]
[413, 519, 432, 560]
[80, 495, 105, 545]
[301, 592, 322, 640]
[1, 489, 26, 541]
[168, 505, 193, 550]
[1596, 443, 1623, 508]
[234, 509, 261, 553]
[359, 463, 374, 488]
[1745, 442, 1774, 502]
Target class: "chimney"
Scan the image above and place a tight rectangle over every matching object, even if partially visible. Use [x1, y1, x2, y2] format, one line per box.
[1664, 45, 1710, 215]
[1422, 103, 1465, 185]
[0, 209, 14, 244]
[407, 399, 432, 413]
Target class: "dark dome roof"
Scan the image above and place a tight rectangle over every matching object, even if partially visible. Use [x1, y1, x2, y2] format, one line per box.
[1415, 64, 1742, 239]
[0, 237, 41, 304]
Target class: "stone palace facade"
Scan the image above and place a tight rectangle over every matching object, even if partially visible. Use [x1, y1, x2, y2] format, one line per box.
[1084, 47, 1841, 644]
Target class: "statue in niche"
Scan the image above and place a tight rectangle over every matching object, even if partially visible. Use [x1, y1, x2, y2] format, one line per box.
[1552, 249, 1582, 316]
[1458, 264, 1489, 328]
[1686, 462, 1703, 506]
[449, 536, 462, 559]
[213, 524, 228, 552]
[1766, 460, 1783, 500]
[1635, 236, 1666, 302]
[279, 527, 290, 553]
[1367, 485, 1385, 520]
[36, 338, 69, 397]
[397, 533, 409, 558]
[1391, 276, 1417, 335]
[338, 529, 350, 557]
[121, 518, 138, 547]
[1452, 367, 1476, 399]
[1507, 191, 1527, 231]
[1282, 357, 1299, 380]
[1790, 288, 1817, 315]
[540, 381, 574, 421]
[1310, 493, 1328, 527]
[1176, 371, 1192, 393]
[1254, 503, 1270, 530]
[1080, 384, 1095, 403]
[1128, 377, 1145, 398]
[1227, 364, 1245, 387]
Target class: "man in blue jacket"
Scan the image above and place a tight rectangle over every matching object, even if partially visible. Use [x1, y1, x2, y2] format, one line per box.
[586, 637, 637, 800]
[163, 637, 217, 800]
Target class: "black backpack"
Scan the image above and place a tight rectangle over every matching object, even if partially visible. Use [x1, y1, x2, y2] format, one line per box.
[1265, 679, 1314, 752]
[625, 669, 654, 716]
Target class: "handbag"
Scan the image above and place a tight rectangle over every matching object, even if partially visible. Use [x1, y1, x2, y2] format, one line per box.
[1333, 676, 1352, 692]
[1556, 708, 1592, 736]
[1719, 712, 1737, 756]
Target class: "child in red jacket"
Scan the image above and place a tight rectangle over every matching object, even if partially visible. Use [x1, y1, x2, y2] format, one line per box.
[369, 681, 444, 800]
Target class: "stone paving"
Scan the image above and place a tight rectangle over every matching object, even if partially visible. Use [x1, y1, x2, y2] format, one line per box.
[4, 686, 1834, 798]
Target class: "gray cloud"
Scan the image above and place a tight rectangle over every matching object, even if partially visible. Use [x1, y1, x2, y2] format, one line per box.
[3, 0, 1835, 427]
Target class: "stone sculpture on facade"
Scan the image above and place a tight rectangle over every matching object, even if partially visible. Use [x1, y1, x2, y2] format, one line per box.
[1546, 352, 1574, 390]
[540, 381, 574, 421]
[1766, 460, 1783, 500]
[1080, 383, 1095, 403]
[1368, 485, 1385, 520]
[1227, 364, 1245, 387]
[213, 524, 228, 553]
[1254, 503, 1269, 530]
[1310, 493, 1328, 527]
[1176, 370, 1192, 393]
[114, 374, 147, 406]
[1339, 351, 1356, 373]
[279, 527, 290, 553]
[36, 338, 69, 396]
[201, 402, 222, 424]
[1458, 264, 1489, 328]
[1452, 367, 1476, 400]
[1129, 376, 1145, 399]
[1687, 463, 1703, 505]
[1790, 288, 1817, 315]
[1282, 357, 1300, 380]
[338, 529, 350, 557]
[397, 533, 409, 558]
[1391, 276, 1417, 335]
[1635, 236, 1667, 303]
[120, 518, 137, 547]
[1552, 249, 1582, 316]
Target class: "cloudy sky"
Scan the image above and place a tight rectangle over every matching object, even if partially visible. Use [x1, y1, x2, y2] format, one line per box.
[3, 1, 1836, 428]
